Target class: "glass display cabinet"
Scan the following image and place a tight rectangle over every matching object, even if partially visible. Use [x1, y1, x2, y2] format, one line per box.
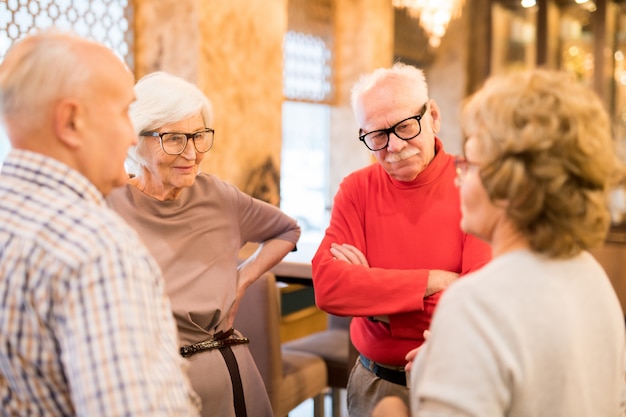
[490, 0, 626, 226]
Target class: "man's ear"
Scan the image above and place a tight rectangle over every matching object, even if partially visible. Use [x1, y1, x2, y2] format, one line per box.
[53, 99, 83, 149]
[428, 99, 442, 135]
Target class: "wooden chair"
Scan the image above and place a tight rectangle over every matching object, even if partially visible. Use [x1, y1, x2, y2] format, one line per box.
[283, 314, 358, 417]
[234, 272, 327, 417]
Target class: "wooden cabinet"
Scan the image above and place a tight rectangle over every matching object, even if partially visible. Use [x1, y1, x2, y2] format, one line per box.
[590, 226, 626, 316]
[484, 0, 626, 225]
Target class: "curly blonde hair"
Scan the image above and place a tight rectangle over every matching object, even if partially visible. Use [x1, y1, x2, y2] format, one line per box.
[462, 69, 625, 258]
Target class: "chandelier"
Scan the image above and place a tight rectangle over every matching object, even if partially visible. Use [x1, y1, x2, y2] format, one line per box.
[392, 0, 464, 48]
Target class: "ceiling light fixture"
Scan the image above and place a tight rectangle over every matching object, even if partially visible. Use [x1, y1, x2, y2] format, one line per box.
[392, 0, 464, 48]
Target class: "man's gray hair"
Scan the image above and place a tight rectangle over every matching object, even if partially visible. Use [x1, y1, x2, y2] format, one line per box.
[350, 62, 429, 114]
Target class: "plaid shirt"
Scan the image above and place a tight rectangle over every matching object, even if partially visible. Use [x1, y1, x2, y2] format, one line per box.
[0, 150, 200, 416]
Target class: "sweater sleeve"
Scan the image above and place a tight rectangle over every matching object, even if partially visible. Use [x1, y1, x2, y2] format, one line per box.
[233, 183, 301, 245]
[387, 230, 491, 338]
[312, 171, 428, 318]
[312, 160, 491, 342]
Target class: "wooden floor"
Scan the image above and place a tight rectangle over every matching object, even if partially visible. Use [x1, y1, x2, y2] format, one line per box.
[290, 389, 348, 417]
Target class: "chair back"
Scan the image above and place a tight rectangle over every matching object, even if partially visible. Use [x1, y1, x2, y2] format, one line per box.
[233, 272, 282, 410]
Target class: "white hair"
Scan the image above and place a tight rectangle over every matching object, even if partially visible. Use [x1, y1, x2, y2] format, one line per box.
[350, 62, 429, 114]
[126, 71, 213, 174]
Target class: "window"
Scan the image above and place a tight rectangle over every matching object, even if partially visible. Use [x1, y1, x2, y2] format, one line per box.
[0, 0, 133, 166]
[282, 29, 332, 244]
[281, 0, 334, 245]
[281, 101, 330, 243]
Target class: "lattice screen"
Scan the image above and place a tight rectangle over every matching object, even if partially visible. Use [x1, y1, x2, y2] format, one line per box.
[283, 0, 334, 103]
[0, 0, 132, 67]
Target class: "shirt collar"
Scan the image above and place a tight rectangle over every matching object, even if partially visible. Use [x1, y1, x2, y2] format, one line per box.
[2, 149, 107, 206]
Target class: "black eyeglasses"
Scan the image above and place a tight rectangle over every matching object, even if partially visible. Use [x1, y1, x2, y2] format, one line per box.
[358, 103, 428, 151]
[140, 128, 215, 155]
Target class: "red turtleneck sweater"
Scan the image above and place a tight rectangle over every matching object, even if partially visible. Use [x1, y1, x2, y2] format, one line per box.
[312, 139, 492, 366]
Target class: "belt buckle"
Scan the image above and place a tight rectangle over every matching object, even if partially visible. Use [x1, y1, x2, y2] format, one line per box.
[180, 329, 249, 358]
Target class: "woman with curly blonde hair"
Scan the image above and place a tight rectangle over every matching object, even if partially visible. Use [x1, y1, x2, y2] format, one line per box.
[373, 69, 626, 417]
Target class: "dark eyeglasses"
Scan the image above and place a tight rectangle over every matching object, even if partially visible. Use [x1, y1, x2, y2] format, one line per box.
[140, 128, 215, 155]
[358, 103, 428, 151]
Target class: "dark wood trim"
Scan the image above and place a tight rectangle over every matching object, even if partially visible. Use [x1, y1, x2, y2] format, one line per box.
[536, 0, 549, 66]
[466, 0, 492, 95]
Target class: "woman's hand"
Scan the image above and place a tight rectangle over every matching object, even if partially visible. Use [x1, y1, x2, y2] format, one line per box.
[226, 295, 242, 330]
[372, 396, 410, 417]
[405, 330, 430, 373]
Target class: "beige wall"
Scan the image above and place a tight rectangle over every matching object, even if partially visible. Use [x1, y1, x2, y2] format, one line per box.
[134, 0, 200, 82]
[197, 1, 287, 205]
[134, 0, 286, 205]
[425, 4, 468, 157]
[329, 0, 394, 200]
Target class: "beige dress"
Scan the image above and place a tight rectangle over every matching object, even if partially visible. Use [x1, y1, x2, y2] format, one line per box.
[107, 173, 300, 417]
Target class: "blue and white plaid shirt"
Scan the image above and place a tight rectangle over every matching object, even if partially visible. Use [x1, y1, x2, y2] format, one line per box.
[0, 150, 200, 416]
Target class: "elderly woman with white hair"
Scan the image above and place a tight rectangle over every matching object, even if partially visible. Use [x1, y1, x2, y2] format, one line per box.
[107, 71, 300, 417]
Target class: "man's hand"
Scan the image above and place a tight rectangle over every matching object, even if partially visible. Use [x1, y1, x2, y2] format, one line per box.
[330, 243, 369, 267]
[425, 270, 459, 296]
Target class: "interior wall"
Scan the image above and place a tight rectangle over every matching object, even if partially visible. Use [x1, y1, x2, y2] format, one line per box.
[133, 0, 286, 205]
[133, 0, 200, 82]
[329, 0, 395, 201]
[425, 3, 469, 157]
[198, 1, 287, 205]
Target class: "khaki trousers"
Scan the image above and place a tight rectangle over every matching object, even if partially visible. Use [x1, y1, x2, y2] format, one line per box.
[346, 358, 410, 417]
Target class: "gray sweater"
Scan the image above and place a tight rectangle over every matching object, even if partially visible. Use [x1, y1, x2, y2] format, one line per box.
[410, 250, 625, 417]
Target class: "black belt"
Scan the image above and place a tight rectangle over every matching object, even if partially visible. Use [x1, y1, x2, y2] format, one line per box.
[180, 329, 249, 358]
[359, 355, 406, 387]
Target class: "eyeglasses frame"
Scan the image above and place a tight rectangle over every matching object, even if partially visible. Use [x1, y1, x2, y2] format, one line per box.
[139, 128, 215, 155]
[454, 155, 482, 183]
[358, 103, 429, 151]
